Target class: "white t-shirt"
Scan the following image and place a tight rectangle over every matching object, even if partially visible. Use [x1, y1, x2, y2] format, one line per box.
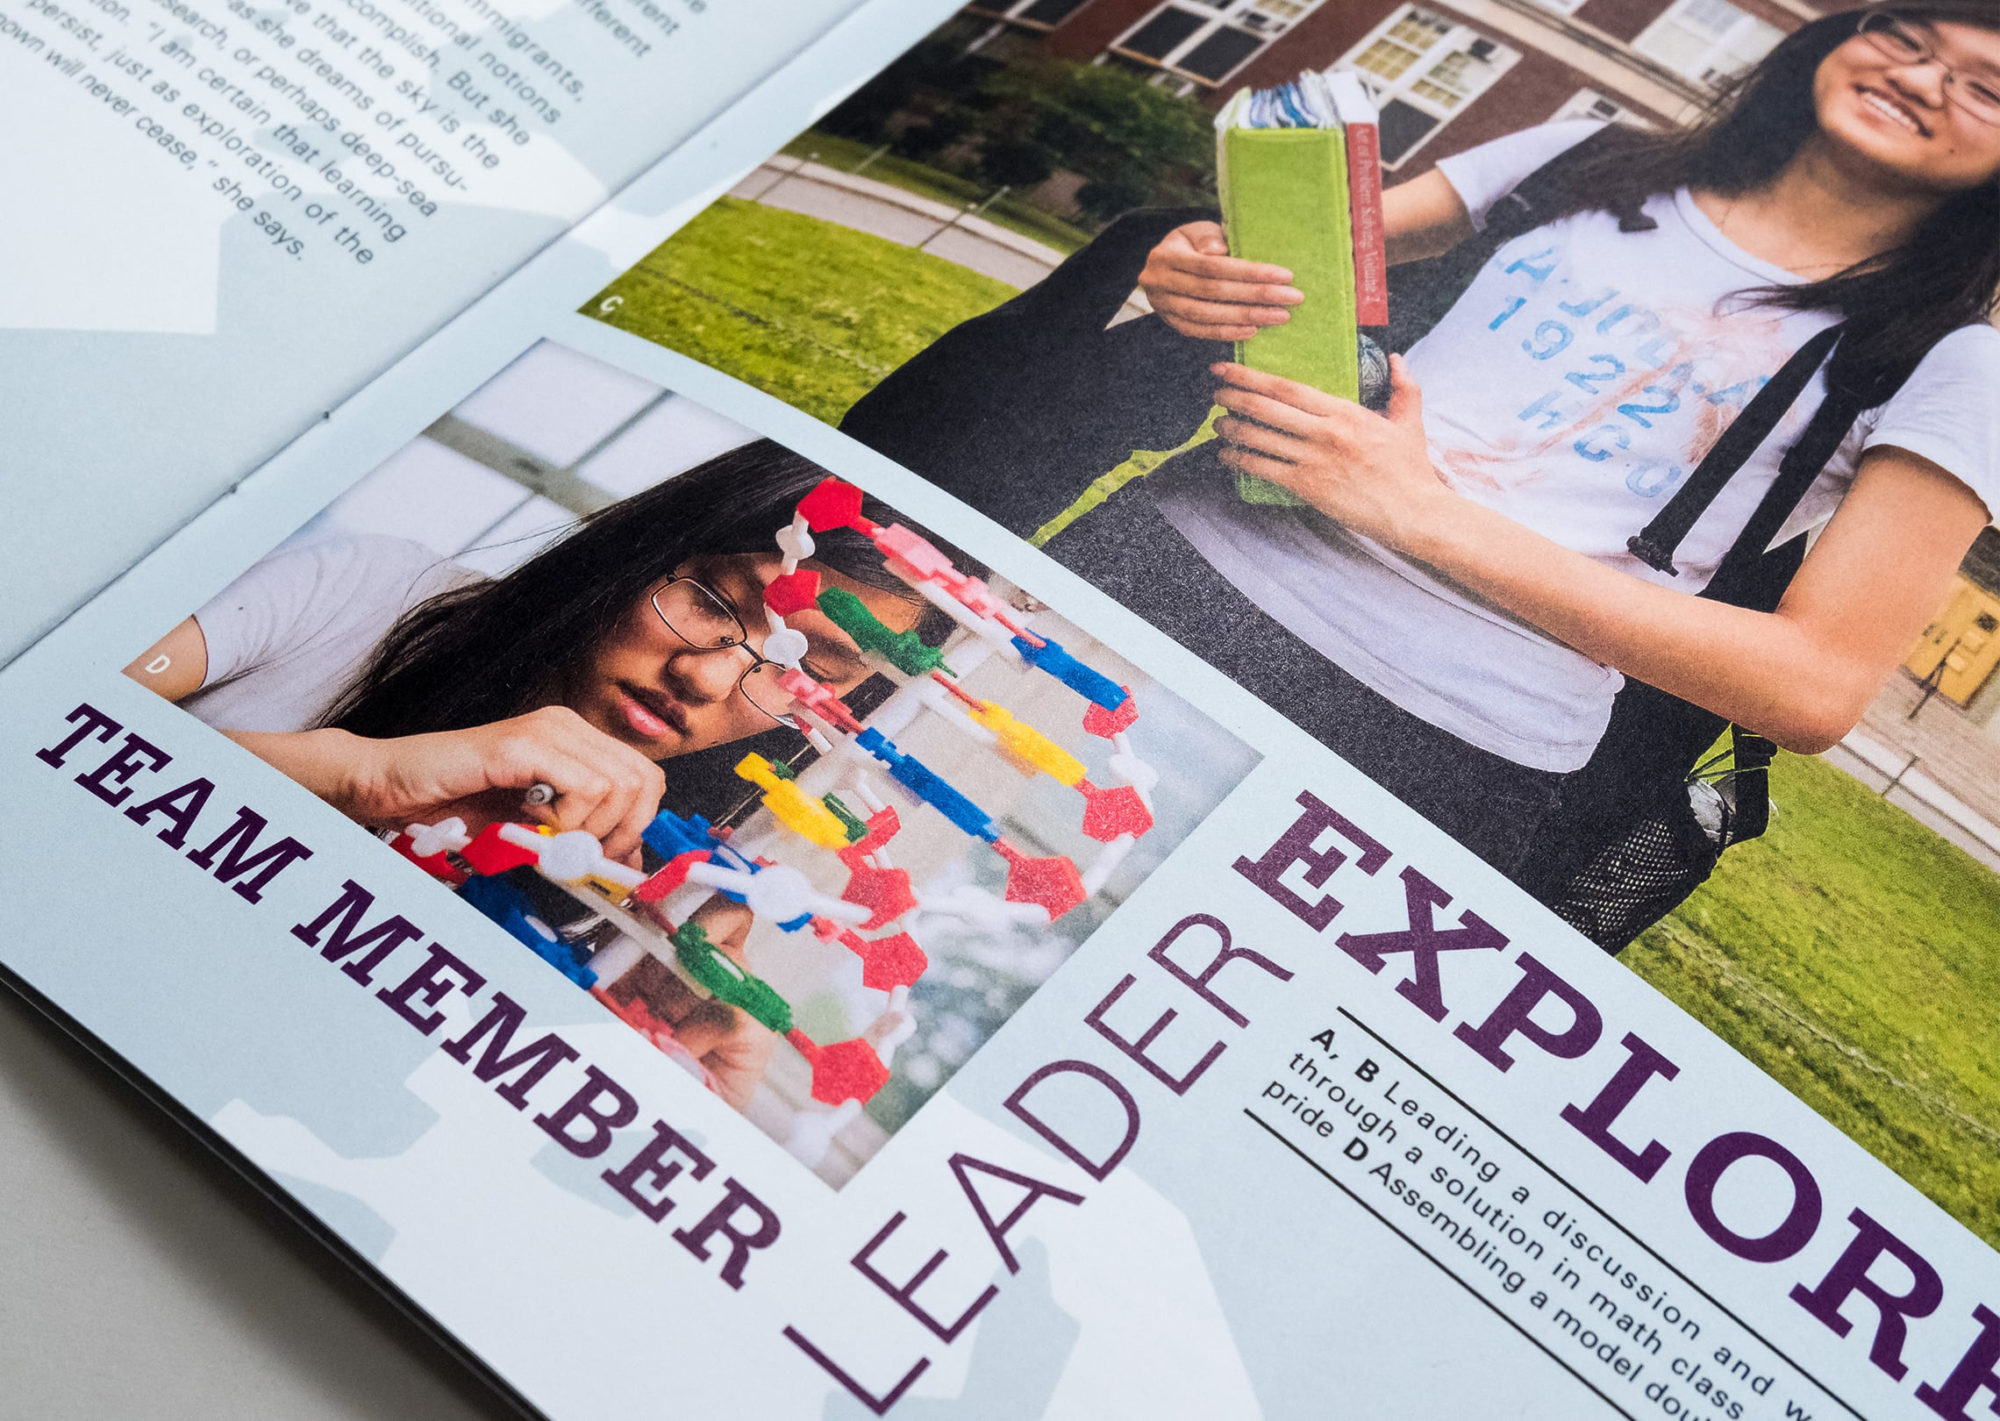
[1158, 119, 2000, 771]
[183, 535, 481, 734]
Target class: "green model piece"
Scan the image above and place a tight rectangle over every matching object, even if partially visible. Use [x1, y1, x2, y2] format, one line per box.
[821, 792, 869, 843]
[672, 921, 793, 1033]
[816, 586, 951, 677]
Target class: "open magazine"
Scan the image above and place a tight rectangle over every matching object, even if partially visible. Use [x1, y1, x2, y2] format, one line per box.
[7, 0, 2000, 1416]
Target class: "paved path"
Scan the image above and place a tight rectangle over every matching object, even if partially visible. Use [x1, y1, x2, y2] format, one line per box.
[730, 157, 1151, 320]
[1826, 675, 2000, 871]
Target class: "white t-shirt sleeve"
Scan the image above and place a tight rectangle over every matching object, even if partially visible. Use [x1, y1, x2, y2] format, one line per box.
[186, 535, 477, 733]
[196, 539, 352, 687]
[1861, 324, 2000, 521]
[194, 536, 445, 686]
[1433, 119, 1606, 232]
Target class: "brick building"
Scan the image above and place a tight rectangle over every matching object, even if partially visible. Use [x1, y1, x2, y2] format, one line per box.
[958, 0, 1848, 175]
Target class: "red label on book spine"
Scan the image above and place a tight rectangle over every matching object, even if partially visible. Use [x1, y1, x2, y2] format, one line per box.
[1345, 122, 1388, 326]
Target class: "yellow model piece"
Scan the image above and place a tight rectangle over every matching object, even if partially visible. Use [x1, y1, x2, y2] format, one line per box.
[735, 754, 852, 849]
[970, 704, 1086, 786]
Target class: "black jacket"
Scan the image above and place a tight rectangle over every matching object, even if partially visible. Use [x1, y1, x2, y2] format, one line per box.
[839, 207, 1224, 538]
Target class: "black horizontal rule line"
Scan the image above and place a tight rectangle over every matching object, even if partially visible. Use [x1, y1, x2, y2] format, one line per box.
[1243, 1107, 1640, 1421]
[1332, 1006, 1863, 1421]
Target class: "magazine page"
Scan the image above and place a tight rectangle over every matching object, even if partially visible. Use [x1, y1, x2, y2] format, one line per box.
[4, 1, 2000, 1417]
[0, 0, 963, 664]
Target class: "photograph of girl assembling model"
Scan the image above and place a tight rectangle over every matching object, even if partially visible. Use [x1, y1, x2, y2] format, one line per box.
[836, 2, 2000, 944]
[122, 358, 1253, 1184]
[129, 442, 929, 1113]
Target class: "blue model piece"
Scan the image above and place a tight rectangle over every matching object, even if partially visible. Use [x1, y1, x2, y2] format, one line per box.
[524, 931, 599, 988]
[641, 807, 811, 926]
[459, 875, 598, 988]
[1011, 634, 1127, 711]
[856, 727, 1000, 842]
[642, 809, 717, 862]
[643, 808, 756, 907]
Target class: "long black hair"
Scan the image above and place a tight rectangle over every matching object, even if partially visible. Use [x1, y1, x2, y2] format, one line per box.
[1539, 1, 2000, 406]
[322, 439, 971, 746]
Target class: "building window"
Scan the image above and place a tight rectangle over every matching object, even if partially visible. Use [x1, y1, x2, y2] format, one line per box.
[1107, 0, 1329, 87]
[1179, 25, 1264, 80]
[1121, 6, 1208, 59]
[1551, 88, 1646, 124]
[1632, 0, 1783, 88]
[1338, 5, 1518, 168]
[966, 0, 1093, 28]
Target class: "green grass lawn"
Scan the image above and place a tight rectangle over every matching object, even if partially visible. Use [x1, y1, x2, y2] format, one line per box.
[585, 199, 1015, 425]
[1627, 750, 2000, 1246]
[589, 200, 2000, 1245]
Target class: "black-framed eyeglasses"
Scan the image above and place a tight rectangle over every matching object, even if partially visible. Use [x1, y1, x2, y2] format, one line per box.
[649, 576, 800, 723]
[1857, 11, 2000, 128]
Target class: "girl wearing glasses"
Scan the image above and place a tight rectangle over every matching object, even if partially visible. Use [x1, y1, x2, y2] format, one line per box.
[126, 442, 955, 1102]
[1080, 2, 2000, 873]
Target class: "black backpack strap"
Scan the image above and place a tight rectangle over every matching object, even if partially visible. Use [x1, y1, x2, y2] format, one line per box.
[1522, 340, 1862, 901]
[1627, 322, 1850, 576]
[1700, 320, 1941, 600]
[1702, 382, 1866, 599]
[1723, 725, 1777, 840]
[1681, 357, 1864, 848]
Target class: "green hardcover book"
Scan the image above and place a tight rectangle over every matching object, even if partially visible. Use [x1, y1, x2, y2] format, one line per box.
[1219, 123, 1360, 505]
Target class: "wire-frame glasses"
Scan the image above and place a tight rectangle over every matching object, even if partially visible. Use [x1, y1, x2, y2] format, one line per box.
[1857, 11, 2000, 127]
[649, 576, 802, 723]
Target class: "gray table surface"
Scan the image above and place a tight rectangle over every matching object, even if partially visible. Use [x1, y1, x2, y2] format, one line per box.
[0, 986, 524, 1421]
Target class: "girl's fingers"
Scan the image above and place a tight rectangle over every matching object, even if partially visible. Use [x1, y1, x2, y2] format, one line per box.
[565, 749, 661, 859]
[1153, 294, 1292, 328]
[1180, 221, 1230, 255]
[604, 762, 667, 865]
[569, 778, 636, 854]
[1210, 362, 1348, 418]
[519, 707, 664, 860]
[553, 768, 619, 842]
[1216, 416, 1308, 462]
[1213, 385, 1327, 439]
[1170, 250, 1295, 285]
[482, 724, 594, 800]
[1156, 270, 1303, 305]
[1217, 445, 1303, 489]
[506, 752, 614, 838]
[487, 723, 621, 842]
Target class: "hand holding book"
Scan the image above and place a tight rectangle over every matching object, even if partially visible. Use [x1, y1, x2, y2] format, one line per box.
[1209, 355, 1446, 545]
[1190, 69, 1392, 504]
[1137, 221, 1304, 344]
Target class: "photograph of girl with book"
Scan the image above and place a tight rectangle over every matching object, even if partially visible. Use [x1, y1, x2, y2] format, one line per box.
[843, 3, 2000, 947]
